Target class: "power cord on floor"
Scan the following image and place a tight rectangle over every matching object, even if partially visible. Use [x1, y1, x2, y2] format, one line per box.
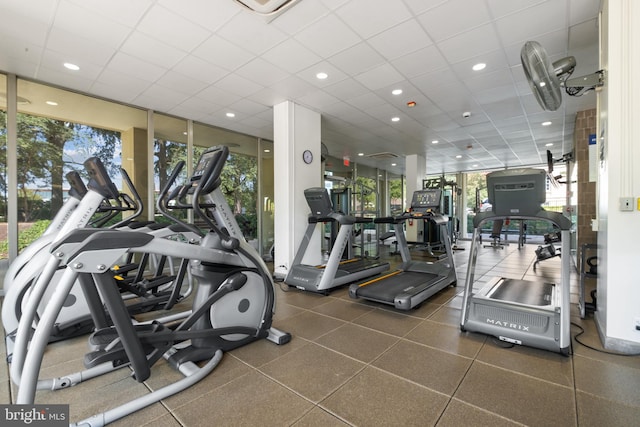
[571, 322, 640, 357]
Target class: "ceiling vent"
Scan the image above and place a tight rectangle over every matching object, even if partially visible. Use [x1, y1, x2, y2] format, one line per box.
[366, 152, 399, 160]
[233, 0, 301, 21]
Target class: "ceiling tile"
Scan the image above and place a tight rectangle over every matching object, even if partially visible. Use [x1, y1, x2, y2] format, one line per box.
[136, 4, 211, 52]
[158, 0, 241, 31]
[436, 24, 502, 64]
[368, 19, 433, 61]
[262, 38, 322, 74]
[354, 63, 404, 91]
[47, 28, 116, 66]
[271, 0, 330, 34]
[228, 98, 270, 117]
[418, 0, 492, 42]
[213, 73, 265, 98]
[323, 78, 370, 100]
[217, 9, 288, 55]
[494, 1, 568, 46]
[66, 0, 152, 27]
[107, 51, 168, 82]
[336, 0, 413, 38]
[133, 83, 190, 112]
[402, 0, 447, 15]
[294, 13, 361, 58]
[120, 31, 187, 69]
[391, 45, 448, 79]
[327, 42, 386, 76]
[192, 34, 254, 71]
[54, 0, 133, 48]
[156, 70, 210, 97]
[234, 57, 290, 87]
[91, 68, 152, 102]
[171, 55, 229, 85]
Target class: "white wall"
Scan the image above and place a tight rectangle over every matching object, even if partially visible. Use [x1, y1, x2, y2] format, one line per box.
[596, 0, 640, 352]
[273, 101, 322, 277]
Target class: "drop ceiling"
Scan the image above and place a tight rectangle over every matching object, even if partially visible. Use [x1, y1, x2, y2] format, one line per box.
[0, 0, 600, 176]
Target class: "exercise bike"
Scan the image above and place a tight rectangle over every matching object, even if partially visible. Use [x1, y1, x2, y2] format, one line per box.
[10, 145, 290, 426]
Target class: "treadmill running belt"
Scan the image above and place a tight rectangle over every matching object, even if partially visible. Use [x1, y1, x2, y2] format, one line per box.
[356, 271, 439, 303]
[488, 278, 554, 306]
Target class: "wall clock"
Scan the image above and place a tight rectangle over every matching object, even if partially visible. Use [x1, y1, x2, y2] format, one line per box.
[302, 149, 313, 164]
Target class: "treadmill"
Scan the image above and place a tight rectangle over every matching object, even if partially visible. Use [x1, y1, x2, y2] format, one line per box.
[349, 189, 457, 310]
[285, 187, 389, 294]
[459, 168, 572, 355]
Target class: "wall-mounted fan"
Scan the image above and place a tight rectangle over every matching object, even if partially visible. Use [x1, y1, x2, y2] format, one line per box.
[521, 41, 605, 111]
[320, 142, 329, 162]
[547, 149, 574, 186]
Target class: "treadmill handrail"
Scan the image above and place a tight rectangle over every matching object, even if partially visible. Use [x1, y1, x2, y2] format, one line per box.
[472, 209, 571, 230]
[374, 210, 447, 225]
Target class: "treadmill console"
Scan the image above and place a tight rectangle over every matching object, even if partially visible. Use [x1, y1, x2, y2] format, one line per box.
[410, 189, 442, 214]
[487, 168, 546, 216]
[304, 187, 334, 218]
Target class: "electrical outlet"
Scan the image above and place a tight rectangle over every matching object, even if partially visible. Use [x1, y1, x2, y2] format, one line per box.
[620, 197, 634, 211]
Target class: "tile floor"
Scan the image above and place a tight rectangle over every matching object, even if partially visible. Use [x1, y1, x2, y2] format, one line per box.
[2, 240, 640, 426]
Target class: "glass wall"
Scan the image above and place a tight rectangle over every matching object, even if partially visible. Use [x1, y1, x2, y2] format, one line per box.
[15, 79, 146, 243]
[0, 73, 7, 262]
[153, 114, 187, 222]
[259, 139, 275, 260]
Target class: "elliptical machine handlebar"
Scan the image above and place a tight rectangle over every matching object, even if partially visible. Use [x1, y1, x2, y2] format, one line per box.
[65, 171, 88, 200]
[156, 160, 204, 238]
[190, 146, 239, 250]
[84, 157, 120, 200]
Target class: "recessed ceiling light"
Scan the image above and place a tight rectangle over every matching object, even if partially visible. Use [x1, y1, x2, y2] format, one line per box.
[391, 163, 397, 166]
[456, 155, 462, 159]
[472, 164, 478, 168]
[226, 112, 235, 118]
[316, 72, 328, 80]
[264, 149, 271, 153]
[391, 117, 400, 122]
[392, 89, 403, 95]
[472, 63, 486, 71]
[431, 140, 439, 144]
[46, 101, 58, 106]
[63, 62, 80, 71]
[358, 152, 364, 156]
[542, 121, 552, 126]
[545, 143, 554, 147]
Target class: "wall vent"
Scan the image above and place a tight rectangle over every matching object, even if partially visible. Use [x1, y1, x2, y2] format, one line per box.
[366, 152, 399, 160]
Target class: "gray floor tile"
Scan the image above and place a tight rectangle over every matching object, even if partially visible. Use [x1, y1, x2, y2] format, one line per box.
[172, 370, 313, 426]
[405, 320, 485, 358]
[576, 391, 640, 427]
[372, 339, 472, 395]
[321, 366, 449, 426]
[260, 342, 364, 403]
[573, 355, 640, 407]
[436, 398, 524, 426]
[454, 362, 576, 426]
[475, 339, 574, 387]
[315, 323, 399, 363]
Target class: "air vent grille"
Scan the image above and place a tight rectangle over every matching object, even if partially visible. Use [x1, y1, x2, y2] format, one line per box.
[234, 0, 300, 15]
[366, 152, 399, 160]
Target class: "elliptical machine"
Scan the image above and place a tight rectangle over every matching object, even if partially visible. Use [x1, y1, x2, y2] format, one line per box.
[11, 145, 290, 426]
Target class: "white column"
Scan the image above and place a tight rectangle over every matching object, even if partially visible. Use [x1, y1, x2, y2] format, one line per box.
[273, 101, 322, 278]
[596, 0, 640, 352]
[405, 154, 426, 208]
